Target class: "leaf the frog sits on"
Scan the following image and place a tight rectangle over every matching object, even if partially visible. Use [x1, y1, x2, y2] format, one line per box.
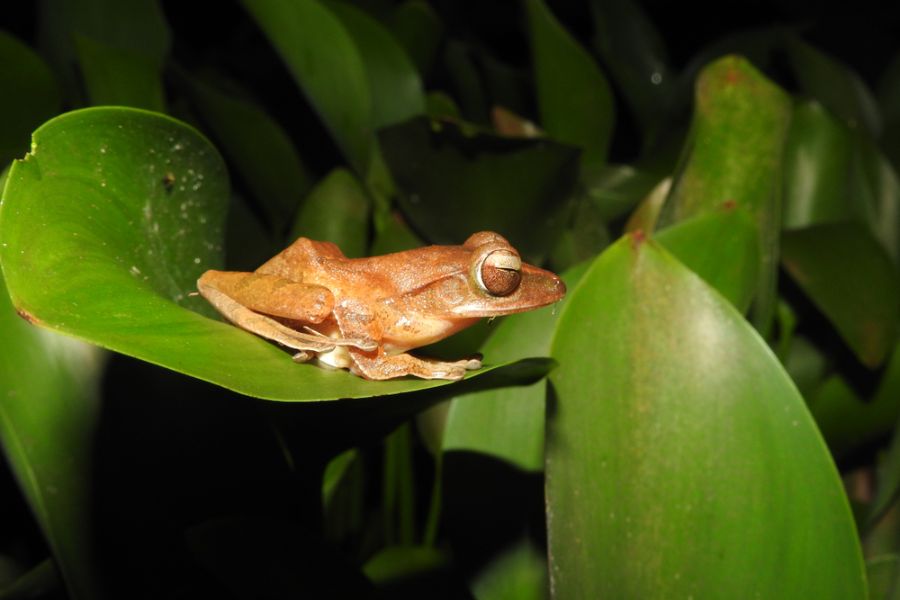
[197, 231, 565, 380]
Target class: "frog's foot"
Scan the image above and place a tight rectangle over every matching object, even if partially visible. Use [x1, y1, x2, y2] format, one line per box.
[349, 350, 482, 381]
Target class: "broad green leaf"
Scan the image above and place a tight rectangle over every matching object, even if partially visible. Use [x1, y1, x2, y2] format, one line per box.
[660, 55, 791, 329]
[37, 0, 169, 107]
[0, 31, 60, 167]
[547, 235, 866, 599]
[0, 271, 105, 600]
[182, 74, 313, 235]
[72, 34, 165, 111]
[589, 0, 672, 147]
[327, 1, 425, 129]
[0, 108, 549, 401]
[444, 40, 489, 124]
[786, 35, 882, 137]
[656, 205, 759, 311]
[389, 1, 443, 76]
[425, 91, 461, 120]
[783, 101, 855, 228]
[379, 116, 579, 264]
[240, 0, 372, 172]
[781, 223, 900, 368]
[525, 0, 614, 166]
[289, 168, 371, 258]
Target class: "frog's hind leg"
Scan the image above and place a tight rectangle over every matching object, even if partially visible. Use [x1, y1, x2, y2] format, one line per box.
[197, 271, 377, 353]
[348, 348, 482, 381]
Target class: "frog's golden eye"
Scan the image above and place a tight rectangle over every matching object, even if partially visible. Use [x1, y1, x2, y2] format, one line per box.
[477, 249, 521, 296]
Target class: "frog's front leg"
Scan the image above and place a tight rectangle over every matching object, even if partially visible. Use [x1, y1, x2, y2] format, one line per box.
[197, 271, 377, 358]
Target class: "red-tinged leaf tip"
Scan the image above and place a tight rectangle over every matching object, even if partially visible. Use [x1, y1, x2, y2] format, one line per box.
[629, 229, 647, 247]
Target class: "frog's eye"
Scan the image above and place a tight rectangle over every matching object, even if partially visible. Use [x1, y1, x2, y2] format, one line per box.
[476, 249, 521, 296]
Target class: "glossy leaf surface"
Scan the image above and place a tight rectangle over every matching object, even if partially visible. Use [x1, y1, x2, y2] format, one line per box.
[0, 108, 546, 402]
[290, 168, 370, 258]
[547, 235, 866, 599]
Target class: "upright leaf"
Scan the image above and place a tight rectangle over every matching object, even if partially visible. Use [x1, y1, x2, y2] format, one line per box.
[38, 0, 169, 109]
[589, 0, 672, 147]
[782, 101, 855, 229]
[241, 0, 372, 172]
[327, 1, 425, 129]
[781, 223, 900, 368]
[547, 235, 866, 599]
[290, 168, 371, 258]
[660, 56, 791, 326]
[0, 273, 105, 600]
[525, 0, 614, 167]
[786, 36, 882, 137]
[182, 75, 314, 235]
[0, 32, 60, 167]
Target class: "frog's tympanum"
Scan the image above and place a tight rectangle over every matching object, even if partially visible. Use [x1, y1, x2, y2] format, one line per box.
[198, 231, 566, 380]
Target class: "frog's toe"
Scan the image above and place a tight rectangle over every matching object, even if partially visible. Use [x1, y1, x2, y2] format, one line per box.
[292, 351, 313, 363]
[460, 355, 482, 371]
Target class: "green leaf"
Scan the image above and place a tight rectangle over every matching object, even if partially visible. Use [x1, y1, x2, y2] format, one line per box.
[656, 205, 760, 312]
[37, 0, 169, 108]
[582, 163, 668, 221]
[389, 1, 443, 76]
[0, 108, 548, 401]
[290, 168, 371, 258]
[0, 31, 60, 167]
[469, 537, 547, 600]
[240, 0, 372, 172]
[525, 0, 614, 166]
[443, 41, 489, 124]
[72, 34, 165, 111]
[588, 0, 672, 147]
[378, 116, 579, 263]
[362, 545, 449, 586]
[851, 135, 900, 264]
[661, 55, 792, 330]
[781, 223, 900, 368]
[0, 271, 105, 600]
[808, 344, 900, 459]
[547, 235, 866, 598]
[782, 101, 855, 228]
[181, 74, 314, 235]
[327, 1, 425, 129]
[786, 35, 882, 137]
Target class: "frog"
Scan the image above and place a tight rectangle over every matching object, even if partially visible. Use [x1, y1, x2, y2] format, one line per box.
[197, 231, 566, 380]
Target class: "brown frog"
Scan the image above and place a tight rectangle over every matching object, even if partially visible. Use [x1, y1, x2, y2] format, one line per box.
[198, 231, 565, 380]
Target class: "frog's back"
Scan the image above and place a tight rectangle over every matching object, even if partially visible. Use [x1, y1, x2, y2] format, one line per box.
[255, 237, 346, 281]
